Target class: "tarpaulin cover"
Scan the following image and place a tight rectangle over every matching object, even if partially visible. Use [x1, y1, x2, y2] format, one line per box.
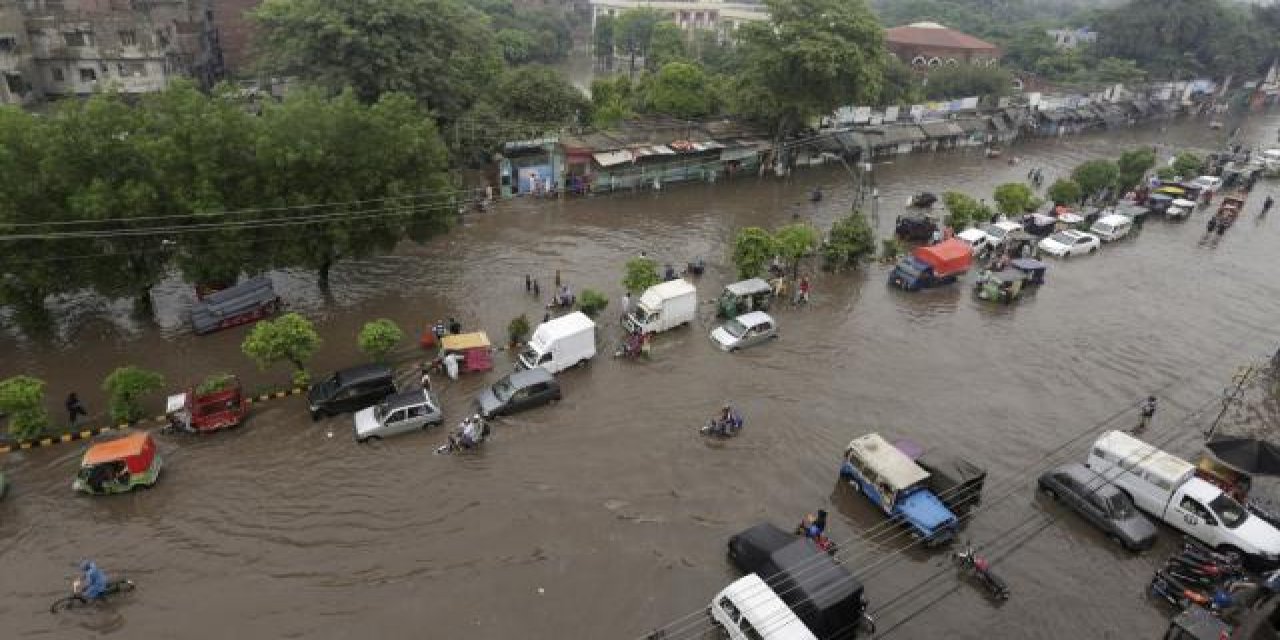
[911, 239, 973, 277]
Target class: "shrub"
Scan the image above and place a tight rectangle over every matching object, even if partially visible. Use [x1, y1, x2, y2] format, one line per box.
[358, 318, 405, 362]
[577, 289, 609, 317]
[102, 365, 165, 424]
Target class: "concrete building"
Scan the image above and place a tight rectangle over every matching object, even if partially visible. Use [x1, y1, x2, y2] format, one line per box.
[589, 0, 767, 42]
[1046, 28, 1096, 50]
[0, 0, 223, 106]
[885, 21, 1000, 70]
[209, 0, 259, 76]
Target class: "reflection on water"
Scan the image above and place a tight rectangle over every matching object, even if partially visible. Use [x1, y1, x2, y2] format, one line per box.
[2, 112, 1279, 639]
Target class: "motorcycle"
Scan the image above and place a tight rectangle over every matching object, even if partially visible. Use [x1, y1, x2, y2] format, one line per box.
[1150, 570, 1212, 610]
[953, 542, 1010, 600]
[435, 416, 490, 455]
[700, 413, 743, 439]
[614, 332, 648, 359]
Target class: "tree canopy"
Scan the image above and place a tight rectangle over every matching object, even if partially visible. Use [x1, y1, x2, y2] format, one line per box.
[736, 0, 887, 142]
[252, 0, 503, 121]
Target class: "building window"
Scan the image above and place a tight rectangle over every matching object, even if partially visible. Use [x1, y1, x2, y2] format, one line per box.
[118, 30, 137, 46]
[155, 29, 170, 48]
[79, 67, 96, 82]
[945, 58, 958, 66]
[927, 57, 941, 67]
[64, 31, 93, 47]
[117, 62, 146, 77]
[911, 55, 926, 66]
[0, 35, 16, 53]
[51, 67, 64, 82]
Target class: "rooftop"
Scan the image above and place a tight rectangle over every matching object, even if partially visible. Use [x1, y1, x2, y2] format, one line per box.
[886, 22, 999, 52]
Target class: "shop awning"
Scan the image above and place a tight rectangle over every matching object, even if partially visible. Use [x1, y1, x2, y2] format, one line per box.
[834, 131, 868, 151]
[1039, 110, 1065, 122]
[954, 117, 986, 133]
[987, 115, 1008, 132]
[875, 124, 926, 146]
[592, 149, 633, 167]
[919, 121, 965, 138]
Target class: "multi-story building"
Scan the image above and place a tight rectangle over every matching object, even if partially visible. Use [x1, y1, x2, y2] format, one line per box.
[0, 0, 223, 106]
[588, 0, 767, 43]
[1046, 28, 1097, 50]
[885, 21, 1000, 70]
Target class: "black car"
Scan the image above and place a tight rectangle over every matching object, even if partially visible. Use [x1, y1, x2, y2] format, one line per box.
[1038, 462, 1158, 551]
[894, 212, 938, 243]
[307, 363, 397, 420]
[474, 368, 561, 418]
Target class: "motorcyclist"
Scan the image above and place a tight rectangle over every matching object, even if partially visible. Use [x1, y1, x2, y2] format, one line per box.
[73, 560, 108, 600]
[706, 404, 742, 437]
[1264, 195, 1274, 215]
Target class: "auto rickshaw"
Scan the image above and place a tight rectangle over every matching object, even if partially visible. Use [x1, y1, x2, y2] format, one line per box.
[164, 375, 248, 434]
[1011, 258, 1047, 285]
[974, 269, 1026, 303]
[1003, 230, 1039, 258]
[717, 278, 773, 318]
[72, 432, 163, 495]
[1146, 193, 1174, 215]
[440, 331, 493, 373]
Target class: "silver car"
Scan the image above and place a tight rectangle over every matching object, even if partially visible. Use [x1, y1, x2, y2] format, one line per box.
[352, 389, 443, 443]
[711, 311, 778, 352]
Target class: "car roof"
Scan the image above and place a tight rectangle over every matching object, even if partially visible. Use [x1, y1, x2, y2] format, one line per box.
[957, 228, 986, 239]
[384, 389, 433, 411]
[1053, 463, 1119, 494]
[725, 278, 772, 296]
[506, 367, 555, 387]
[335, 363, 393, 385]
[1096, 214, 1131, 225]
[993, 221, 1022, 231]
[735, 311, 774, 326]
[846, 433, 930, 489]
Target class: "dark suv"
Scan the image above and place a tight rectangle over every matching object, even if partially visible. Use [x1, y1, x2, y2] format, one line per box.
[308, 363, 397, 420]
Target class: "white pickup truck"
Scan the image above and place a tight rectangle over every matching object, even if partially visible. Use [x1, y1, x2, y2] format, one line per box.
[1087, 431, 1280, 561]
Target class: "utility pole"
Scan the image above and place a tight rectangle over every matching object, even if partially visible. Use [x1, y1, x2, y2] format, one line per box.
[1204, 365, 1255, 440]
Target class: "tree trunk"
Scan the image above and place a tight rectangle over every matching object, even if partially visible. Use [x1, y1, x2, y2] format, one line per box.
[317, 256, 334, 297]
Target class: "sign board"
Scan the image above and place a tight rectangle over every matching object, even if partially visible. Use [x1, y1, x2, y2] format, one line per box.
[909, 104, 924, 121]
[883, 105, 899, 122]
[959, 97, 979, 110]
[852, 106, 872, 124]
[1027, 92, 1042, 108]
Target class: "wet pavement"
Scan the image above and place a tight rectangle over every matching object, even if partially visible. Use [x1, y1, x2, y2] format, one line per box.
[3, 112, 1280, 639]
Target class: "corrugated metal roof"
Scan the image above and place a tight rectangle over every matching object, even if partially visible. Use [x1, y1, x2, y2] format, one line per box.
[592, 150, 633, 167]
[874, 124, 927, 146]
[919, 121, 964, 138]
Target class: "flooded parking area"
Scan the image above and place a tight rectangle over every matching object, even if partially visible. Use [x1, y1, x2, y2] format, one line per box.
[3, 114, 1280, 639]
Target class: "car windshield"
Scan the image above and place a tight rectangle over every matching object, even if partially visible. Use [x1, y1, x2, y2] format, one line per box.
[491, 378, 515, 402]
[373, 404, 386, 421]
[723, 319, 748, 338]
[898, 257, 925, 278]
[1048, 232, 1074, 245]
[1210, 494, 1248, 529]
[320, 375, 339, 394]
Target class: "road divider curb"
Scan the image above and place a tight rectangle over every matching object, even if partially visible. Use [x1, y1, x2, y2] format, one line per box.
[0, 387, 307, 455]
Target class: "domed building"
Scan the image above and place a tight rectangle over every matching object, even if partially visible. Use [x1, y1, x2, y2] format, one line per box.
[885, 22, 1001, 70]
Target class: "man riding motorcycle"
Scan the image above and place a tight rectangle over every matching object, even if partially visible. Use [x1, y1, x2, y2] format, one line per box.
[703, 404, 743, 437]
[441, 415, 489, 453]
[73, 560, 108, 601]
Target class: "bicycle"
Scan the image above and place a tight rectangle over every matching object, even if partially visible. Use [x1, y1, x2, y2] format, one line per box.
[50, 579, 135, 613]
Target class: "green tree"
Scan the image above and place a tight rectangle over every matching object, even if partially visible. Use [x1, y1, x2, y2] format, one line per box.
[358, 319, 405, 362]
[774, 223, 821, 278]
[1093, 0, 1268, 79]
[647, 22, 688, 70]
[615, 8, 663, 76]
[251, 0, 502, 121]
[1072, 159, 1119, 202]
[1093, 57, 1146, 84]
[508, 313, 531, 345]
[732, 227, 779, 279]
[993, 183, 1036, 216]
[941, 192, 990, 230]
[497, 28, 537, 65]
[1117, 148, 1156, 191]
[594, 15, 616, 63]
[647, 62, 715, 118]
[102, 366, 166, 424]
[922, 65, 1013, 100]
[1000, 26, 1058, 73]
[0, 376, 49, 440]
[736, 0, 887, 151]
[622, 257, 662, 292]
[822, 210, 875, 270]
[490, 66, 590, 126]
[242, 313, 323, 387]
[1171, 151, 1203, 178]
[1047, 178, 1083, 205]
[577, 289, 609, 317]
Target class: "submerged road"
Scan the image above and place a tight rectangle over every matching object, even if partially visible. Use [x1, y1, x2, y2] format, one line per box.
[2, 112, 1280, 639]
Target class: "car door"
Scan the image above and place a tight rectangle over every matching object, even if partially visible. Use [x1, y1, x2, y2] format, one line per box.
[382, 408, 409, 436]
[1083, 490, 1114, 532]
[1171, 495, 1221, 545]
[507, 385, 534, 413]
[403, 402, 430, 430]
[331, 385, 360, 413]
[526, 382, 553, 408]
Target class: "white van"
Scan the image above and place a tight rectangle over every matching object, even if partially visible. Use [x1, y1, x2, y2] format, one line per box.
[517, 311, 596, 374]
[624, 279, 697, 334]
[1089, 214, 1133, 242]
[709, 574, 818, 640]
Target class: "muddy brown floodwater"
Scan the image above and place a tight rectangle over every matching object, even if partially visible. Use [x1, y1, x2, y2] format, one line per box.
[3, 113, 1280, 640]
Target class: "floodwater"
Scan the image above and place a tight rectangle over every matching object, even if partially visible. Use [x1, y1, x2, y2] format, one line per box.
[3, 112, 1280, 640]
